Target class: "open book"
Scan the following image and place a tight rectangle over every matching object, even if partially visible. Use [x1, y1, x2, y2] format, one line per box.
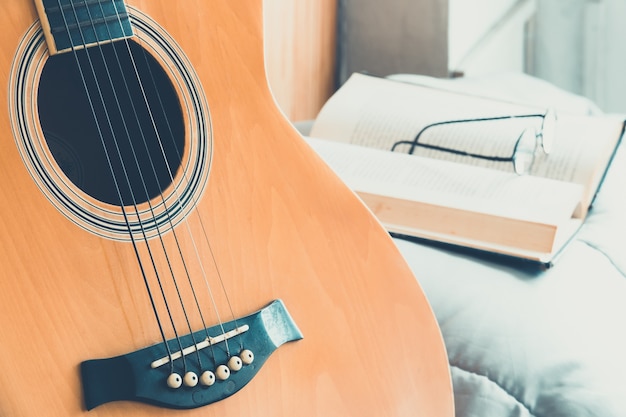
[307, 73, 624, 265]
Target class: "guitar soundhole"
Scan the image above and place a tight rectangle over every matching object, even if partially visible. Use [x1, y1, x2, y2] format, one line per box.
[37, 40, 185, 207]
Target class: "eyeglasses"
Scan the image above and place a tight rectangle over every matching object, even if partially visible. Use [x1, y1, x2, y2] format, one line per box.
[390, 108, 557, 175]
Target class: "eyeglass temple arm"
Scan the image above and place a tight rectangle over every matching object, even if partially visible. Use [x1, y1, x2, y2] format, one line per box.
[397, 113, 545, 156]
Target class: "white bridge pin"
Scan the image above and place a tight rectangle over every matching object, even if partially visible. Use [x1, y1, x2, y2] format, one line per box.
[167, 373, 183, 389]
[183, 371, 198, 387]
[200, 370, 216, 386]
[215, 364, 230, 381]
[227, 356, 243, 372]
[240, 349, 254, 365]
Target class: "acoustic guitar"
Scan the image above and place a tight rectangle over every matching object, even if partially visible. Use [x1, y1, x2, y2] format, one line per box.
[0, 1, 453, 415]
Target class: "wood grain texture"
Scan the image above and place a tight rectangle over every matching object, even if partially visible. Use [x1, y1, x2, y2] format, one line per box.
[263, 0, 337, 121]
[0, 1, 453, 416]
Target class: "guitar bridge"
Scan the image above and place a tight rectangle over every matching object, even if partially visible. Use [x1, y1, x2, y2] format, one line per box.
[80, 300, 303, 410]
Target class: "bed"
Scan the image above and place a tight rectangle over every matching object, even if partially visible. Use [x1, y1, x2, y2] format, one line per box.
[301, 73, 626, 417]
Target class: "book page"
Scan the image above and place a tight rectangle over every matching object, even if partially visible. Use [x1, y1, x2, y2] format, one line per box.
[307, 137, 583, 226]
[310, 73, 623, 210]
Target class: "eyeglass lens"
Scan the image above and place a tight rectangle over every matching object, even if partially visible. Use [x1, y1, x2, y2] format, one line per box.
[513, 127, 538, 175]
[539, 108, 557, 154]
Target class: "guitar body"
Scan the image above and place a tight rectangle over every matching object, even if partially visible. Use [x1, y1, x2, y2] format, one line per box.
[0, 1, 453, 416]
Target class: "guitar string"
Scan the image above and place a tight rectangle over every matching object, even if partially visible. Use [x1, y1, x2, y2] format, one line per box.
[133, 46, 245, 353]
[55, 0, 184, 373]
[109, 43, 225, 359]
[108, 1, 243, 353]
[58, 0, 242, 372]
[82, 1, 207, 371]
[106, 0, 243, 364]
[71, 0, 209, 374]
[103, 1, 229, 358]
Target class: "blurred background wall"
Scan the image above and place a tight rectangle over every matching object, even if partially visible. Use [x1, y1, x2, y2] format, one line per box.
[264, 0, 626, 121]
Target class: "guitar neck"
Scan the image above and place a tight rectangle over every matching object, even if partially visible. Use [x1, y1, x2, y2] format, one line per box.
[33, 0, 133, 55]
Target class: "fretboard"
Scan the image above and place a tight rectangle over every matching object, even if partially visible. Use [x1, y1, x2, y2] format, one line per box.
[34, 0, 134, 55]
